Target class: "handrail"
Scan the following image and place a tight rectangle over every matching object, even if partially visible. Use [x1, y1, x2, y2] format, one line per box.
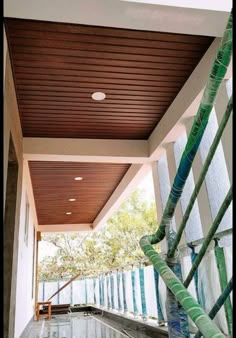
[42, 227, 232, 286]
[139, 12, 232, 338]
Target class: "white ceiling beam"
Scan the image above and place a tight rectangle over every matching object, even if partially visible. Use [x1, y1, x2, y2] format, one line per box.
[37, 223, 93, 232]
[93, 163, 151, 230]
[148, 37, 221, 161]
[121, 0, 231, 12]
[4, 0, 231, 37]
[23, 138, 149, 164]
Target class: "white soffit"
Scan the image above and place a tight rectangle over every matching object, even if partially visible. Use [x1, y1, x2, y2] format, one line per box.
[121, 0, 232, 12]
[4, 0, 231, 37]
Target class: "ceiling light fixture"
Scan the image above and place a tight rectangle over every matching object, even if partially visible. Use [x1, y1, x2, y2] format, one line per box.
[68, 198, 76, 202]
[66, 212, 72, 215]
[91, 92, 106, 101]
[74, 177, 83, 181]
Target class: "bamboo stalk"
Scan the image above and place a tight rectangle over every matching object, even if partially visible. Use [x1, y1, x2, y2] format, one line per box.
[168, 96, 232, 258]
[140, 237, 226, 337]
[194, 278, 233, 338]
[183, 187, 232, 288]
[146, 13, 232, 249]
[214, 242, 232, 335]
[140, 12, 232, 338]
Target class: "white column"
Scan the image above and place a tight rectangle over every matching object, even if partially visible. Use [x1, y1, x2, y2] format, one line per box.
[3, 26, 10, 212]
[151, 145, 183, 252]
[165, 144, 186, 247]
[198, 108, 232, 233]
[214, 79, 232, 184]
[215, 78, 232, 248]
[173, 130, 203, 242]
[4, 26, 7, 87]
[184, 117, 213, 237]
[151, 161, 167, 253]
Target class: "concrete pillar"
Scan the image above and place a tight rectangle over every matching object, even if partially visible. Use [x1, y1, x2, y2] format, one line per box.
[4, 136, 19, 338]
[4, 38, 10, 212]
[4, 26, 7, 88]
[214, 78, 232, 249]
[151, 161, 167, 253]
[156, 145, 191, 336]
[198, 108, 232, 233]
[173, 130, 203, 243]
[226, 78, 232, 97]
[4, 44, 24, 338]
[214, 79, 232, 184]
[151, 147, 181, 252]
[184, 117, 213, 237]
[165, 143, 185, 247]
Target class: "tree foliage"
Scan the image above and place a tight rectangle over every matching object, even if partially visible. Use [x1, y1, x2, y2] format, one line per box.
[38, 189, 159, 281]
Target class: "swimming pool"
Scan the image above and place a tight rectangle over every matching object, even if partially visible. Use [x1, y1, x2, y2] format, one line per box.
[22, 314, 128, 338]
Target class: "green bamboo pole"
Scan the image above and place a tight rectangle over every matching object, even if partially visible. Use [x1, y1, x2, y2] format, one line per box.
[194, 278, 233, 338]
[144, 13, 232, 249]
[184, 186, 232, 288]
[139, 12, 232, 338]
[168, 96, 232, 258]
[140, 237, 226, 338]
[214, 241, 232, 335]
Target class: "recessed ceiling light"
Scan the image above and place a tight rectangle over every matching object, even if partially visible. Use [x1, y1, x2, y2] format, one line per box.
[66, 212, 72, 215]
[91, 92, 106, 101]
[74, 177, 83, 181]
[68, 198, 76, 202]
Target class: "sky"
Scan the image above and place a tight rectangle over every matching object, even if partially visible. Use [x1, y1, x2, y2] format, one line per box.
[39, 170, 156, 262]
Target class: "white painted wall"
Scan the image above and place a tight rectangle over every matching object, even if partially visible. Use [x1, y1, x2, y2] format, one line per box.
[14, 168, 36, 338]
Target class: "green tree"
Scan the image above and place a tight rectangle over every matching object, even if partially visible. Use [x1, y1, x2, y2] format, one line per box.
[38, 188, 159, 281]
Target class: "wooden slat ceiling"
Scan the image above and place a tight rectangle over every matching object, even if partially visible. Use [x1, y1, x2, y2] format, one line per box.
[5, 18, 213, 140]
[29, 161, 130, 225]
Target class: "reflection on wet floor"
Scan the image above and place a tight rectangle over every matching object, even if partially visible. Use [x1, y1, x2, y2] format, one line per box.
[22, 314, 128, 338]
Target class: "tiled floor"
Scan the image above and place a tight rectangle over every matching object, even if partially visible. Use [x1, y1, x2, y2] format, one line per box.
[20, 312, 165, 338]
[21, 314, 129, 338]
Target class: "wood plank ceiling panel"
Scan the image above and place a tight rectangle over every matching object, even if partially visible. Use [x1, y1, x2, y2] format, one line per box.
[29, 161, 130, 225]
[5, 18, 213, 139]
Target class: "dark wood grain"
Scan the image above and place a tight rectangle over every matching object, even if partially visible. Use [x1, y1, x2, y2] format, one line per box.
[5, 17, 213, 140]
[29, 161, 130, 225]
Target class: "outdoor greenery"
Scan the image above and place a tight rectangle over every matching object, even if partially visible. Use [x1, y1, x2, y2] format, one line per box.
[38, 189, 159, 281]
